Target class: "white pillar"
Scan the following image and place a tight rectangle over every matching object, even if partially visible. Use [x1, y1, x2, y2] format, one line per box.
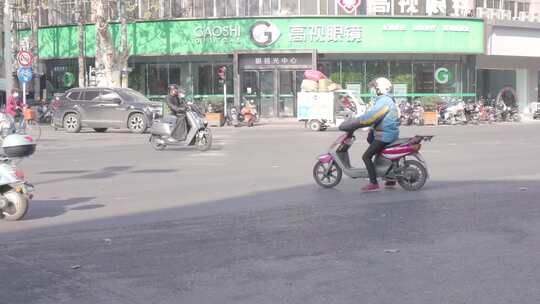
[516, 69, 528, 112]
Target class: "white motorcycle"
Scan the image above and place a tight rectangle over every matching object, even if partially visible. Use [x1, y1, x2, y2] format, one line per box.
[149, 103, 212, 151]
[0, 134, 35, 221]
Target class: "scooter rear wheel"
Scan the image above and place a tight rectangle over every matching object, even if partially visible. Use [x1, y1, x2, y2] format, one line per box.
[313, 161, 342, 188]
[150, 135, 166, 151]
[397, 159, 427, 191]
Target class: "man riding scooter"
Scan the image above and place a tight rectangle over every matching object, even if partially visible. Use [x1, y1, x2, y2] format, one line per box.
[339, 77, 400, 192]
[165, 84, 188, 141]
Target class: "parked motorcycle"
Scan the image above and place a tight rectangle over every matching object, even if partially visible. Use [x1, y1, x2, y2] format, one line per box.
[241, 102, 258, 127]
[149, 103, 212, 151]
[411, 101, 424, 126]
[464, 101, 480, 125]
[0, 134, 35, 221]
[438, 99, 466, 125]
[313, 132, 434, 191]
[399, 101, 412, 126]
[534, 107, 540, 120]
[37, 102, 53, 124]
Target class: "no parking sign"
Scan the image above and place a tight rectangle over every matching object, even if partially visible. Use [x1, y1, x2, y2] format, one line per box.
[17, 50, 34, 67]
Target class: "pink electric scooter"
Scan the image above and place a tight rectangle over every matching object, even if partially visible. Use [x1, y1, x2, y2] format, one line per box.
[313, 133, 434, 191]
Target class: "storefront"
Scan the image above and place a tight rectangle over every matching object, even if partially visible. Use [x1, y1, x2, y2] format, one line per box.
[32, 16, 484, 117]
[479, 21, 540, 113]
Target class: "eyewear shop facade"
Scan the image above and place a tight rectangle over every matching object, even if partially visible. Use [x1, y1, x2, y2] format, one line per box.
[39, 17, 484, 118]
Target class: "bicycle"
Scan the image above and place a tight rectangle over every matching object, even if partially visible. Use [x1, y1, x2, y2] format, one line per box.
[15, 108, 41, 142]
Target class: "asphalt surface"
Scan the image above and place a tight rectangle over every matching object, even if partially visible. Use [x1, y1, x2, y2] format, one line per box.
[1, 122, 540, 304]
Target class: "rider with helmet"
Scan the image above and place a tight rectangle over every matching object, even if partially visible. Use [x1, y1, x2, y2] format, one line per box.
[339, 77, 400, 192]
[165, 84, 188, 141]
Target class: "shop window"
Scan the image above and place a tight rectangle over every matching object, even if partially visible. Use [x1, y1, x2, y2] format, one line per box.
[318, 61, 341, 83]
[477, 69, 516, 102]
[193, 0, 204, 17]
[197, 65, 214, 95]
[366, 61, 389, 86]
[171, 0, 185, 17]
[128, 63, 147, 95]
[246, 0, 260, 16]
[139, 0, 160, 19]
[413, 63, 434, 94]
[435, 63, 459, 94]
[320, 0, 328, 14]
[262, 0, 280, 15]
[300, 0, 318, 14]
[45, 60, 79, 94]
[389, 61, 413, 98]
[281, 0, 299, 15]
[204, 0, 215, 16]
[169, 64, 182, 87]
[148, 64, 169, 96]
[342, 61, 366, 94]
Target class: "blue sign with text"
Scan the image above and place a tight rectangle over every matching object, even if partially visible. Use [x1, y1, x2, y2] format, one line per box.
[17, 67, 33, 83]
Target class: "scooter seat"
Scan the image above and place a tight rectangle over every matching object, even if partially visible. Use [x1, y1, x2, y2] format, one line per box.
[385, 138, 410, 148]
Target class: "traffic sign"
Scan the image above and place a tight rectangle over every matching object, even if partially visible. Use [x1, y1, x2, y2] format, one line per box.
[17, 67, 33, 83]
[17, 50, 34, 67]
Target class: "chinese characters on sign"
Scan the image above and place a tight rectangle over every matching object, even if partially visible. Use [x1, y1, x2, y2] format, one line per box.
[367, 0, 473, 16]
[426, 0, 446, 15]
[254, 56, 299, 65]
[383, 23, 470, 32]
[398, 0, 419, 14]
[369, 0, 392, 14]
[239, 54, 313, 69]
[289, 25, 363, 43]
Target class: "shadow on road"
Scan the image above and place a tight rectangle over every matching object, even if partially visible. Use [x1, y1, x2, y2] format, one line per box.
[23, 197, 101, 220]
[1, 179, 539, 304]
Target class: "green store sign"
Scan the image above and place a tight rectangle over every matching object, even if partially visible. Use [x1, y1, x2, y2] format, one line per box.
[30, 17, 484, 59]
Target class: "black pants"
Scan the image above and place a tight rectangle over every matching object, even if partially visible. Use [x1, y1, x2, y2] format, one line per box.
[362, 140, 388, 184]
[172, 114, 188, 141]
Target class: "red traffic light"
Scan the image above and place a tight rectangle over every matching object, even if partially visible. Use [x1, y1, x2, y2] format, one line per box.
[217, 66, 226, 80]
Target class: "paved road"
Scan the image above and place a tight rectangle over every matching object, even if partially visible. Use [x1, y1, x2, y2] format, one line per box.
[1, 122, 540, 304]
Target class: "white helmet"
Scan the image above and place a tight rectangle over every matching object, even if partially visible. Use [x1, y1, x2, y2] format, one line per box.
[369, 77, 393, 96]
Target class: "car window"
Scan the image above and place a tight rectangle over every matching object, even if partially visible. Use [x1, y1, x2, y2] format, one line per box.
[101, 90, 121, 101]
[81, 90, 100, 101]
[118, 89, 150, 103]
[66, 91, 80, 100]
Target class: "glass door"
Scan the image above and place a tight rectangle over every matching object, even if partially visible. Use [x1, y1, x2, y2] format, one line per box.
[279, 71, 296, 117]
[241, 70, 259, 112]
[259, 71, 275, 117]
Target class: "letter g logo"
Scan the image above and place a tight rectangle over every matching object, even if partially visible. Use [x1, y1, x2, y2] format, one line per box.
[251, 21, 281, 47]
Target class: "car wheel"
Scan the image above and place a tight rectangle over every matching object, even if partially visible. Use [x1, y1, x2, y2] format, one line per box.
[94, 128, 107, 133]
[128, 113, 147, 134]
[63, 113, 81, 133]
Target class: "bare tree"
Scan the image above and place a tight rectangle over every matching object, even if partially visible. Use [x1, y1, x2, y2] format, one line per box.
[76, 0, 86, 87]
[3, 0, 17, 94]
[94, 0, 130, 88]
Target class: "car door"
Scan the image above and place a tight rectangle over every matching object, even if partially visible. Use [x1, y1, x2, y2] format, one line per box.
[91, 89, 126, 127]
[78, 89, 101, 125]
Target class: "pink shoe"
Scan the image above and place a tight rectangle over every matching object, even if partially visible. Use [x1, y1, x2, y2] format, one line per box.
[361, 183, 380, 192]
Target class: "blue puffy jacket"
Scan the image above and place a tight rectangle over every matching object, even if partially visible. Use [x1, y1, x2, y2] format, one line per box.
[339, 94, 400, 143]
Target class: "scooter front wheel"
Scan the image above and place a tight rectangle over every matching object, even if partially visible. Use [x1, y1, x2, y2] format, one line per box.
[313, 161, 342, 188]
[2, 191, 29, 221]
[150, 135, 166, 151]
[196, 128, 212, 151]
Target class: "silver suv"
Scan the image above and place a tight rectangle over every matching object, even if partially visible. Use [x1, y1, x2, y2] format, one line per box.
[52, 87, 162, 134]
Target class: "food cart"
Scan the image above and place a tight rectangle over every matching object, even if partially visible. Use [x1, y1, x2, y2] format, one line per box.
[297, 90, 367, 131]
